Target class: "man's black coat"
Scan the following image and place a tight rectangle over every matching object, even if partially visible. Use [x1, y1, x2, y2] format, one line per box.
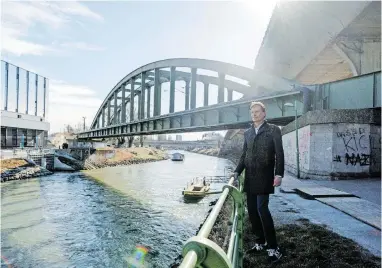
[235, 121, 285, 194]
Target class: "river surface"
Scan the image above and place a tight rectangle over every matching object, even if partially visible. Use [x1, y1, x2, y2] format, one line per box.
[1, 151, 234, 268]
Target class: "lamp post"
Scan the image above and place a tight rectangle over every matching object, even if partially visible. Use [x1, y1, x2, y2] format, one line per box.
[284, 100, 300, 178]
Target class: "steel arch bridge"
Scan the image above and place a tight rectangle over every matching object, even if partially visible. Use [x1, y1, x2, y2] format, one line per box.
[78, 58, 302, 140]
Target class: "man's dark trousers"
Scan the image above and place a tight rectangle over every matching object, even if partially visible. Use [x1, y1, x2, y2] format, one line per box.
[247, 193, 277, 248]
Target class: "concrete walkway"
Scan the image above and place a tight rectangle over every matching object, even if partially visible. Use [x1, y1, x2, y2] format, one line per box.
[272, 173, 381, 257]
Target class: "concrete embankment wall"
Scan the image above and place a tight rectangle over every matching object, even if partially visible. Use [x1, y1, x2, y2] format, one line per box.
[282, 108, 381, 179]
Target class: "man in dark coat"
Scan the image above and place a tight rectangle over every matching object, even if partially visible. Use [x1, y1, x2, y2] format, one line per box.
[233, 101, 284, 264]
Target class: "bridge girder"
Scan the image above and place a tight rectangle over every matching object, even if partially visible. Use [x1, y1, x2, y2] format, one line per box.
[78, 91, 303, 140]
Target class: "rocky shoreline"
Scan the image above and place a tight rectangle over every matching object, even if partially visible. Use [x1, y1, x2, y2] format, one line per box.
[84, 157, 167, 170]
[1, 148, 168, 182]
[82, 147, 168, 170]
[1, 159, 53, 182]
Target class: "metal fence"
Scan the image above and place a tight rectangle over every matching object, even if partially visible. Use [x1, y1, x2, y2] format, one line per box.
[179, 174, 245, 268]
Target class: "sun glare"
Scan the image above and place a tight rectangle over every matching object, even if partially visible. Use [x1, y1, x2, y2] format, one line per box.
[241, 0, 279, 13]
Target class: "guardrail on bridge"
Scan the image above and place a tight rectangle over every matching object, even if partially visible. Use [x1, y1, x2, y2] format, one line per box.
[179, 175, 245, 268]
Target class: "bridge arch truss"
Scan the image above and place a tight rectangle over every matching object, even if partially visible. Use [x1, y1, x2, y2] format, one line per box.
[80, 58, 300, 139]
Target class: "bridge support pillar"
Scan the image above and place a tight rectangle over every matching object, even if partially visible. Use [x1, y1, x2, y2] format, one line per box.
[170, 67, 176, 113]
[121, 83, 126, 123]
[185, 80, 190, 110]
[140, 72, 146, 119]
[227, 89, 233, 102]
[203, 83, 209, 106]
[138, 89, 142, 120]
[107, 98, 111, 126]
[190, 68, 197, 109]
[114, 91, 118, 125]
[154, 68, 161, 116]
[146, 85, 151, 118]
[101, 107, 105, 127]
[130, 77, 135, 122]
[218, 73, 225, 103]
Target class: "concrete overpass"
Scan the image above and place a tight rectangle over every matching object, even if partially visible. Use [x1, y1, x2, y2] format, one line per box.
[250, 1, 381, 180]
[255, 1, 381, 84]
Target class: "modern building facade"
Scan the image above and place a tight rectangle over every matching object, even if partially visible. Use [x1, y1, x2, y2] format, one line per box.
[1, 60, 50, 148]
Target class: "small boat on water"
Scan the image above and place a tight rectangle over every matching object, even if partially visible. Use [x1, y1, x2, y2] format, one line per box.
[171, 152, 185, 161]
[182, 177, 211, 199]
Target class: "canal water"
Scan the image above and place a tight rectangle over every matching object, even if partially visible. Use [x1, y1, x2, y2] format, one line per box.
[1, 151, 234, 268]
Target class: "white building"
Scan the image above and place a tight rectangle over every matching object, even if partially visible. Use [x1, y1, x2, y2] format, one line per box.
[1, 61, 50, 148]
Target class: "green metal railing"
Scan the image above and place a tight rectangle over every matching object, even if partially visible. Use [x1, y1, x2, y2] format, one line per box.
[179, 175, 245, 268]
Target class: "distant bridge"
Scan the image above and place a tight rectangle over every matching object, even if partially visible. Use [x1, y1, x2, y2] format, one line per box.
[142, 139, 219, 150]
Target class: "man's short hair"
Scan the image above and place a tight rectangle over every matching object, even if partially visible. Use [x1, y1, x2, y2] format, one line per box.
[250, 101, 266, 112]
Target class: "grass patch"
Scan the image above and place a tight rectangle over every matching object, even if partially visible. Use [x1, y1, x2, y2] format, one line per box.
[243, 217, 381, 268]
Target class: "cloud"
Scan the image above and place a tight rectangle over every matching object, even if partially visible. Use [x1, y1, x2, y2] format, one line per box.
[60, 42, 105, 51]
[49, 80, 103, 107]
[1, 1, 104, 56]
[50, 1, 104, 22]
[2, 27, 57, 56]
[47, 80, 103, 132]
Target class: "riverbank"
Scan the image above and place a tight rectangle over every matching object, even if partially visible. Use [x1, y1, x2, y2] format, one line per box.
[0, 158, 53, 182]
[1, 148, 168, 182]
[83, 147, 168, 170]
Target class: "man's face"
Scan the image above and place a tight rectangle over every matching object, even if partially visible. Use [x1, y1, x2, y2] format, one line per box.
[250, 105, 266, 123]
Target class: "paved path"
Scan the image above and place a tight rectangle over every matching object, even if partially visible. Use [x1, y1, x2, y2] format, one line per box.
[313, 178, 381, 205]
[273, 173, 381, 257]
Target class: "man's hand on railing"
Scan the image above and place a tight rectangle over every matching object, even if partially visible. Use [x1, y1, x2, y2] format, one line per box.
[232, 172, 239, 188]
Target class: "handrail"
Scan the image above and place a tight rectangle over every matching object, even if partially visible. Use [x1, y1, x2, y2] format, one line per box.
[179, 175, 244, 268]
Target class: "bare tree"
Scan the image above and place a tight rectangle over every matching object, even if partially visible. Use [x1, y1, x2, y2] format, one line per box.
[117, 137, 125, 147]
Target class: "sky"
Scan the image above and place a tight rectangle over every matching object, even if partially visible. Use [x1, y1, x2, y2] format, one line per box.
[1, 0, 276, 140]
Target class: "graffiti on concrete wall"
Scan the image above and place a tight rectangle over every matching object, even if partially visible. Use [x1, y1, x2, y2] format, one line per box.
[333, 126, 380, 167]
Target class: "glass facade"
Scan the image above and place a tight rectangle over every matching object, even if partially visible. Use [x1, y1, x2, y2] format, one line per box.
[1, 60, 50, 149]
[1, 127, 47, 148]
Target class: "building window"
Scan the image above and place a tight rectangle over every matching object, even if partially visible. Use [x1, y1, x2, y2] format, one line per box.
[1, 127, 6, 147]
[12, 128, 18, 147]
